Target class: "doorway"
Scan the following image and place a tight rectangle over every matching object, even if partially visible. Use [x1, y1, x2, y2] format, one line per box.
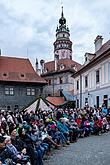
[103, 95, 108, 108]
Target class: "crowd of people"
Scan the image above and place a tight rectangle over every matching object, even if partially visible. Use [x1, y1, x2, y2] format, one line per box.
[0, 104, 110, 165]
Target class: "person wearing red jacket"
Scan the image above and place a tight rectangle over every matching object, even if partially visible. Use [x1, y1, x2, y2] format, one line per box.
[93, 117, 102, 135]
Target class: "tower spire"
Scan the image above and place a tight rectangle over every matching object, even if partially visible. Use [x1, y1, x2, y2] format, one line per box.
[59, 6, 66, 26]
[61, 6, 64, 18]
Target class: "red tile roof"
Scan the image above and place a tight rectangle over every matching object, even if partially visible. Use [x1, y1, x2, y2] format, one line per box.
[0, 56, 46, 83]
[46, 96, 65, 106]
[44, 58, 82, 73]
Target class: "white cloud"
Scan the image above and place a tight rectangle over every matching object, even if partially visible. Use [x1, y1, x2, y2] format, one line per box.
[0, 0, 109, 67]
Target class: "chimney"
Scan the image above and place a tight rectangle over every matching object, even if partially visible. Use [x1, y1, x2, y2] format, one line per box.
[55, 54, 59, 71]
[94, 35, 103, 52]
[36, 58, 38, 71]
[35, 58, 41, 75]
[40, 59, 45, 74]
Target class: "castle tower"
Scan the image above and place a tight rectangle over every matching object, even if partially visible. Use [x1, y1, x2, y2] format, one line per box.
[53, 7, 72, 60]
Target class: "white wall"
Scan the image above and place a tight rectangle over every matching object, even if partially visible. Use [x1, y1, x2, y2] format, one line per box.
[74, 56, 110, 108]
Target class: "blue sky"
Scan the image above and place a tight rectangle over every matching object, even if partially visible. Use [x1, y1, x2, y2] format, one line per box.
[0, 0, 110, 68]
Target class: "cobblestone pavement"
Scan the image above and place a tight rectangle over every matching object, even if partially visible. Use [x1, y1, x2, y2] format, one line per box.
[44, 132, 110, 165]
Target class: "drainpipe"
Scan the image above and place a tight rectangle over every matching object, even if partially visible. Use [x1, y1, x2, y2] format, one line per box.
[80, 75, 82, 108]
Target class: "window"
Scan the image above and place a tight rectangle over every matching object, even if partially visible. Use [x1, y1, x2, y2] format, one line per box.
[5, 87, 14, 95]
[96, 96, 99, 108]
[70, 55, 72, 60]
[85, 57, 87, 62]
[77, 99, 79, 108]
[103, 95, 108, 108]
[31, 89, 35, 95]
[77, 80, 79, 90]
[27, 88, 31, 95]
[21, 74, 24, 77]
[3, 73, 7, 76]
[27, 88, 35, 96]
[96, 70, 100, 83]
[48, 79, 51, 85]
[85, 76, 88, 88]
[85, 98, 88, 105]
[59, 77, 63, 84]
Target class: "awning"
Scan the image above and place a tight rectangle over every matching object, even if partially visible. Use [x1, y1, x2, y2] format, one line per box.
[61, 91, 76, 101]
[46, 96, 65, 106]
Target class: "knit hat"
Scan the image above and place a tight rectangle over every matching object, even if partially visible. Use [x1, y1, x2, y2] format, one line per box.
[3, 135, 11, 142]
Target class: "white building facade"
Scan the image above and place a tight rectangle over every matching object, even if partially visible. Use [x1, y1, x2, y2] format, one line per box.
[73, 36, 110, 108]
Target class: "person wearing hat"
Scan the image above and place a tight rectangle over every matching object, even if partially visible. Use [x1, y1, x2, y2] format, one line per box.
[9, 126, 27, 155]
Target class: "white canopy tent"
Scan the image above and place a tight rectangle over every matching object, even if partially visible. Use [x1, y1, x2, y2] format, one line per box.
[23, 97, 54, 113]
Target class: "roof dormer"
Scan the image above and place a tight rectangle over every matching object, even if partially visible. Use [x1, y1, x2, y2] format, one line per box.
[60, 64, 65, 70]
[84, 53, 95, 65]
